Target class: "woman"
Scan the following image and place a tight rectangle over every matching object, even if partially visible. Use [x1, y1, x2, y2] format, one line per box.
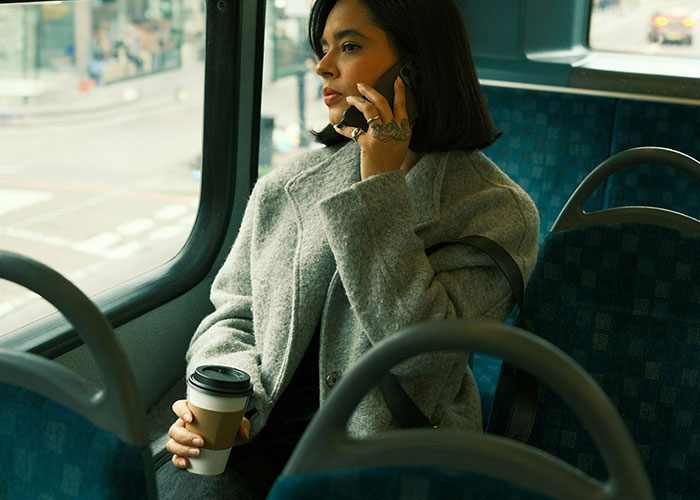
[158, 0, 539, 498]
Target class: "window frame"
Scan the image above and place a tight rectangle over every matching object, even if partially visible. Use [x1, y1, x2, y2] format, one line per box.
[0, 0, 266, 357]
[460, 0, 700, 102]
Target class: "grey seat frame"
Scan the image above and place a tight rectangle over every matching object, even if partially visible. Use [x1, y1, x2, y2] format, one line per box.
[281, 320, 654, 500]
[0, 251, 150, 454]
[553, 146, 700, 234]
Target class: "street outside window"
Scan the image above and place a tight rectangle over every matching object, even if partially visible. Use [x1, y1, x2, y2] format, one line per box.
[589, 0, 699, 58]
[0, 0, 206, 337]
[259, 0, 326, 177]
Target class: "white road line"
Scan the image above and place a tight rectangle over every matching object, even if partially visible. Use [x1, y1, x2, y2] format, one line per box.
[12, 190, 120, 229]
[149, 225, 188, 240]
[73, 232, 123, 254]
[1, 227, 73, 248]
[104, 241, 141, 259]
[117, 218, 155, 236]
[0, 189, 53, 216]
[154, 203, 190, 221]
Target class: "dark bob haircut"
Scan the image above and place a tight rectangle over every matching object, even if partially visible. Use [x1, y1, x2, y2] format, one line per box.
[308, 0, 500, 153]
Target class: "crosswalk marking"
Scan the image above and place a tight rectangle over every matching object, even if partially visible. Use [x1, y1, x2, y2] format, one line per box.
[0, 202, 196, 320]
[117, 218, 156, 236]
[0, 189, 52, 217]
[154, 203, 190, 220]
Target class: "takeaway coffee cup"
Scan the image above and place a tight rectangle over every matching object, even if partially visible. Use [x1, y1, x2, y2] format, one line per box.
[185, 365, 253, 475]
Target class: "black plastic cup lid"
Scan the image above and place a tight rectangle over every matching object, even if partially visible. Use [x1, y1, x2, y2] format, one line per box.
[188, 365, 253, 397]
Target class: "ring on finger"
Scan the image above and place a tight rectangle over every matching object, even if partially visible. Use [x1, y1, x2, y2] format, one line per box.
[351, 127, 365, 141]
[366, 115, 381, 125]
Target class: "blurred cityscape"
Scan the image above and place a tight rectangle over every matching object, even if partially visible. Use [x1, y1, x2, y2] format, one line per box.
[0, 0, 326, 170]
[0, 0, 201, 104]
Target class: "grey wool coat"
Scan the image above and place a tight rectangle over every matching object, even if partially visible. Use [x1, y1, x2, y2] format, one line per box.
[186, 141, 539, 438]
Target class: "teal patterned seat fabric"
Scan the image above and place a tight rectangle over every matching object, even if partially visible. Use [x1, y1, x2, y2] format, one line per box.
[0, 381, 152, 500]
[521, 223, 700, 499]
[477, 88, 700, 430]
[481, 86, 614, 243]
[605, 100, 700, 219]
[268, 465, 556, 500]
[481, 87, 700, 239]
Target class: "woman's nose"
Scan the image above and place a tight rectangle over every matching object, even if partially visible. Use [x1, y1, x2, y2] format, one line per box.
[315, 53, 336, 78]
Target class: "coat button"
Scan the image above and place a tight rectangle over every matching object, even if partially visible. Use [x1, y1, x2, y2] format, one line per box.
[325, 372, 340, 388]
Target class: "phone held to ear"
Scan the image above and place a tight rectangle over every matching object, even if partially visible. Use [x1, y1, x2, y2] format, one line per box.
[336, 62, 418, 132]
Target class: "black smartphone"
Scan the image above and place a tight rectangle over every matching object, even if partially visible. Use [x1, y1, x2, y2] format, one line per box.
[336, 62, 418, 132]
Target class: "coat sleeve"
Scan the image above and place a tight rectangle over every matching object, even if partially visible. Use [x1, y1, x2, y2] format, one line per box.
[185, 186, 272, 435]
[317, 166, 539, 377]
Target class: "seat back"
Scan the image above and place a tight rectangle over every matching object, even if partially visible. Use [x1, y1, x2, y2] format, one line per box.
[521, 224, 700, 490]
[0, 251, 156, 499]
[606, 99, 700, 219]
[490, 147, 700, 499]
[268, 320, 653, 500]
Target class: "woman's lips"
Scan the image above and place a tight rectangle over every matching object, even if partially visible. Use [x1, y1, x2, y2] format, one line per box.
[322, 88, 341, 106]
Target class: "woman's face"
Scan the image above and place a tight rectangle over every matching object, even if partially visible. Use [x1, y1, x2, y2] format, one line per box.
[315, 0, 399, 126]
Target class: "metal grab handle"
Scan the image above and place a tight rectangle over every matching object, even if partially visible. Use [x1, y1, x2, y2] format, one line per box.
[553, 146, 700, 234]
[0, 250, 147, 446]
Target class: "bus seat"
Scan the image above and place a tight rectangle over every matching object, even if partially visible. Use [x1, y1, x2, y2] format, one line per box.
[267, 320, 653, 500]
[481, 85, 614, 244]
[488, 147, 700, 499]
[474, 85, 615, 425]
[604, 99, 700, 219]
[475, 84, 611, 424]
[0, 251, 156, 499]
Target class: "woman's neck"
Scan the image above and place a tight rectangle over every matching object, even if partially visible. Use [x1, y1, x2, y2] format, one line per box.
[401, 149, 424, 175]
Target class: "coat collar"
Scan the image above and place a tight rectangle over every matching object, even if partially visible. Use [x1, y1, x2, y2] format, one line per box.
[284, 141, 446, 229]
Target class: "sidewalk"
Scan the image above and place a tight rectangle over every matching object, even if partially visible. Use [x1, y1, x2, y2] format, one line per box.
[1, 61, 205, 126]
[1, 60, 329, 131]
[1, 40, 202, 119]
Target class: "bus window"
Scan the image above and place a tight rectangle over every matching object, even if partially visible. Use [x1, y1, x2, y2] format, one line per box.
[0, 0, 206, 338]
[259, 0, 325, 176]
[589, 0, 700, 58]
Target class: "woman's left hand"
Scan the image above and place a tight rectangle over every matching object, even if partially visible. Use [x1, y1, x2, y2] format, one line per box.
[334, 77, 412, 180]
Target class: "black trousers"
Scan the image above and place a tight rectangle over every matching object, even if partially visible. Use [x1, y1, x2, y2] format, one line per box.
[156, 437, 293, 500]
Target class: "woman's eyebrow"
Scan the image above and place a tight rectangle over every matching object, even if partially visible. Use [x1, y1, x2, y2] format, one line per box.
[320, 29, 369, 46]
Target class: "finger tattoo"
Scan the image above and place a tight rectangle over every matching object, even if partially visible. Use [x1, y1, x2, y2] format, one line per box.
[370, 118, 411, 143]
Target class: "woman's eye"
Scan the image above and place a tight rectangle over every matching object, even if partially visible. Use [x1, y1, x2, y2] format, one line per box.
[342, 43, 360, 52]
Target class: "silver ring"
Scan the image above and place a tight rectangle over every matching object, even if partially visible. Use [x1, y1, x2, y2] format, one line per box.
[351, 127, 365, 141]
[366, 115, 381, 125]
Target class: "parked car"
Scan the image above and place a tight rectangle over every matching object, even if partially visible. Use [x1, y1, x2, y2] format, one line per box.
[648, 8, 694, 45]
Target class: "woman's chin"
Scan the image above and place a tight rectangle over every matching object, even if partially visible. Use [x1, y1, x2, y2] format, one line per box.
[329, 115, 341, 127]
[327, 107, 345, 127]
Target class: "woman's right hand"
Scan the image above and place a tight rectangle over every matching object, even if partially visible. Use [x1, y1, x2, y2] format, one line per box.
[166, 399, 251, 469]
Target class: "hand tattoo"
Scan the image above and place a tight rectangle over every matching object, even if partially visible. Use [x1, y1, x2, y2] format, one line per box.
[370, 118, 411, 143]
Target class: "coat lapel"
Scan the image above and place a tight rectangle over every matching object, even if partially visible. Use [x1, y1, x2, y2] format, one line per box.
[277, 143, 446, 388]
[406, 150, 446, 230]
[278, 143, 361, 382]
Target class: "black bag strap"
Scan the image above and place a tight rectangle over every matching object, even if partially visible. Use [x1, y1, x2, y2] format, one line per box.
[380, 373, 433, 428]
[380, 235, 538, 437]
[427, 236, 524, 324]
